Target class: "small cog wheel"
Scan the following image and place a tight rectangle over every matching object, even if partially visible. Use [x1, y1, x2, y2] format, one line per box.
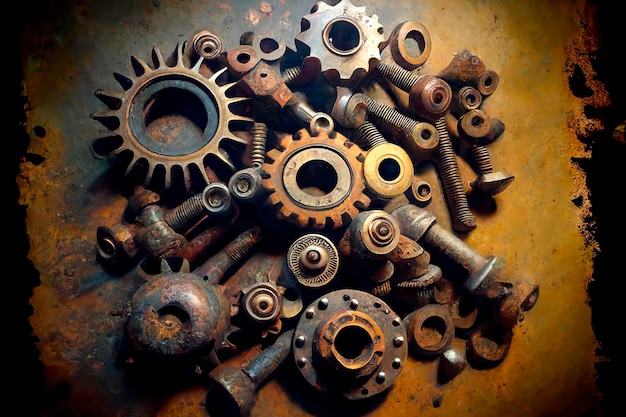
[261, 128, 371, 231]
[295, 0, 385, 87]
[90, 42, 253, 194]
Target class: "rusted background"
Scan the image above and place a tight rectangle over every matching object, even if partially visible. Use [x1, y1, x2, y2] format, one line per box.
[12, 0, 622, 416]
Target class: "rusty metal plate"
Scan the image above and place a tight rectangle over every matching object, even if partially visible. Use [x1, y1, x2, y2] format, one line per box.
[13, 0, 623, 416]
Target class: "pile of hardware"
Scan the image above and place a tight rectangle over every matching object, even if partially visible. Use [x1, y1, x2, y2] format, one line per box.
[90, 1, 539, 415]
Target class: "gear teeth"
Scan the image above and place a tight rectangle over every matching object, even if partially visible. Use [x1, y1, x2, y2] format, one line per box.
[294, 0, 385, 85]
[261, 128, 370, 232]
[91, 42, 253, 194]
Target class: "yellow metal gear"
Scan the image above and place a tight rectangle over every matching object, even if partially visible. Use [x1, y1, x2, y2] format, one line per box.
[261, 128, 371, 231]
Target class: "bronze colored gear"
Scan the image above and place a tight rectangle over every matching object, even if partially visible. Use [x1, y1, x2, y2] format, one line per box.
[90, 42, 252, 194]
[262, 128, 371, 231]
[295, 0, 385, 86]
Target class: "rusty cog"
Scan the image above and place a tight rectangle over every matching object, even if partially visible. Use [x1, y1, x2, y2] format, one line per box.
[295, 0, 385, 87]
[261, 128, 371, 232]
[90, 42, 252, 194]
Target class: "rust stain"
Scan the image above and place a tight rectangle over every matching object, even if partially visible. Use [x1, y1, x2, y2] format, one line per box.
[15, 0, 617, 416]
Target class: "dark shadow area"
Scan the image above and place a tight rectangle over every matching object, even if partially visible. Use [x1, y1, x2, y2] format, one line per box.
[583, 1, 624, 416]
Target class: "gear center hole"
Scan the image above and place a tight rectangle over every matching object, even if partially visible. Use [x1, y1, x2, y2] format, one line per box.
[335, 325, 373, 360]
[158, 304, 191, 331]
[378, 158, 401, 181]
[144, 87, 208, 143]
[404, 29, 427, 58]
[325, 19, 361, 55]
[296, 160, 338, 196]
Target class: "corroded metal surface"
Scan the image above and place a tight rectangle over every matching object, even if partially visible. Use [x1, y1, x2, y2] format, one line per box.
[15, 0, 619, 416]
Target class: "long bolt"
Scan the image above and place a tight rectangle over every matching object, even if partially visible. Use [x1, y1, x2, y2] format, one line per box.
[192, 226, 263, 285]
[470, 145, 515, 195]
[357, 93, 439, 161]
[434, 117, 477, 232]
[352, 120, 388, 149]
[205, 328, 295, 417]
[164, 182, 232, 232]
[390, 203, 508, 298]
[376, 60, 452, 121]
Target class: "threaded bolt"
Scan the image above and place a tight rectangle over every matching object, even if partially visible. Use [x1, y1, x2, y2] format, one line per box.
[434, 117, 477, 232]
[376, 60, 452, 121]
[164, 183, 231, 231]
[469, 145, 515, 195]
[353, 121, 388, 149]
[356, 93, 439, 162]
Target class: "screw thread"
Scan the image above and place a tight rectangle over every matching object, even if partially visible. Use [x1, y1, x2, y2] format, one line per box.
[250, 122, 268, 170]
[434, 117, 476, 231]
[353, 121, 388, 150]
[225, 227, 263, 261]
[164, 193, 206, 231]
[377, 60, 418, 93]
[471, 145, 493, 174]
[362, 95, 419, 135]
[281, 66, 302, 84]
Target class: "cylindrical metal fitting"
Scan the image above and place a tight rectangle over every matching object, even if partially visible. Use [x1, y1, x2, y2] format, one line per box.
[241, 281, 284, 323]
[362, 142, 414, 200]
[390, 204, 498, 293]
[349, 210, 401, 259]
[457, 108, 505, 146]
[205, 328, 295, 417]
[229, 167, 266, 204]
[408, 74, 453, 121]
[404, 303, 455, 356]
[190, 30, 223, 60]
[385, 20, 432, 70]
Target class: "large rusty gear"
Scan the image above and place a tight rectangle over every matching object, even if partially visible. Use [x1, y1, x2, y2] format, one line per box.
[261, 128, 371, 231]
[90, 42, 252, 194]
[295, 0, 385, 87]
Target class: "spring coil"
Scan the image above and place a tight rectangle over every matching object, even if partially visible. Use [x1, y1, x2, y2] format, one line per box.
[281, 66, 302, 84]
[250, 122, 268, 170]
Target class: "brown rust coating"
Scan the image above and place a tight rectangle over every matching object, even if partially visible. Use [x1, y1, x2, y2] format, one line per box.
[457, 108, 506, 146]
[205, 329, 295, 417]
[405, 303, 455, 356]
[292, 289, 407, 400]
[314, 310, 386, 378]
[386, 20, 432, 70]
[466, 326, 513, 369]
[437, 49, 488, 87]
[241, 62, 293, 108]
[125, 267, 229, 359]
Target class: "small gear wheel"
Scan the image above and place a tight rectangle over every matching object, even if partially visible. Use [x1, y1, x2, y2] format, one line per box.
[262, 128, 371, 231]
[90, 42, 252, 194]
[295, 0, 385, 87]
